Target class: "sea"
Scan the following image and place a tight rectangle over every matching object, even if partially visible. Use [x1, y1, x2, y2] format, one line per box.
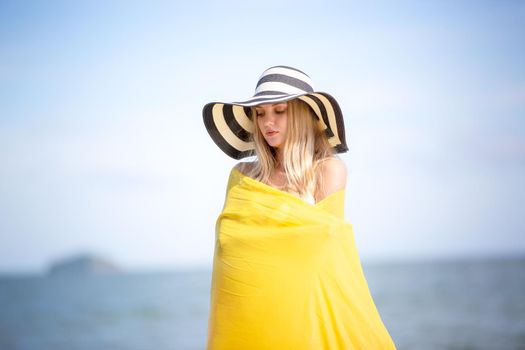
[0, 254, 524, 350]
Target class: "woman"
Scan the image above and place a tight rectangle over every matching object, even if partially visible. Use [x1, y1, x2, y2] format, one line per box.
[202, 65, 396, 349]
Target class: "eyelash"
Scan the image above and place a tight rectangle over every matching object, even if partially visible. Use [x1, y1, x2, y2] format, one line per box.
[255, 110, 286, 117]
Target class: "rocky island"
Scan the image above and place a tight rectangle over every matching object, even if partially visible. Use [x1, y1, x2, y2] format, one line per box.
[47, 253, 120, 277]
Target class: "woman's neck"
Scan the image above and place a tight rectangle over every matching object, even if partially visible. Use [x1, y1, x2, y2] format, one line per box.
[274, 148, 284, 171]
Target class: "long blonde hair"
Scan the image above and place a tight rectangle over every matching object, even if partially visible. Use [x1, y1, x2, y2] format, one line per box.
[244, 98, 336, 198]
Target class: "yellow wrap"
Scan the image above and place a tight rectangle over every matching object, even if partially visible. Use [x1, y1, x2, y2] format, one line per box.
[207, 168, 397, 349]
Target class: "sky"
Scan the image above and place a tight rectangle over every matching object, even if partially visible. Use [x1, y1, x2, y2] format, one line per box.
[0, 0, 524, 273]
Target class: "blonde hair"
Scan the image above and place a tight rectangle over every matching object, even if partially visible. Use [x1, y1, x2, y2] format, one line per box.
[244, 98, 336, 198]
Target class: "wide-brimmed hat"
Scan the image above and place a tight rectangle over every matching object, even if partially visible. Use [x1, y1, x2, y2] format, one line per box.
[202, 65, 348, 160]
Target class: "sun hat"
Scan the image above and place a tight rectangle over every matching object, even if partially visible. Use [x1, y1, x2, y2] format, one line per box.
[202, 65, 349, 160]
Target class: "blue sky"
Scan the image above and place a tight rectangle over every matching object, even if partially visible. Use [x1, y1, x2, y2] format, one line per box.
[1, 0, 524, 273]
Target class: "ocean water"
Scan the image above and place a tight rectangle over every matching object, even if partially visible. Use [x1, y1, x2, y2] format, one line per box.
[0, 255, 524, 350]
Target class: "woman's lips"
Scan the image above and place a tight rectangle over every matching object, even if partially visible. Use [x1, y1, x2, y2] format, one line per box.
[266, 131, 278, 136]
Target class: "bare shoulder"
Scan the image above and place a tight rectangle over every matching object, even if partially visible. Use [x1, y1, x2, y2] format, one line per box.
[233, 161, 256, 175]
[317, 157, 347, 198]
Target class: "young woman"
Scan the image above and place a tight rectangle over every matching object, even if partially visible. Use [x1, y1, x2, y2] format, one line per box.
[202, 65, 396, 349]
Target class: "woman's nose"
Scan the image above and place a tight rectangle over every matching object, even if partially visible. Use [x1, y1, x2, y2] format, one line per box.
[262, 111, 276, 123]
[263, 117, 276, 127]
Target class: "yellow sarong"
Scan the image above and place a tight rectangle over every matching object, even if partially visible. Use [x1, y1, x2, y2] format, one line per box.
[207, 168, 397, 349]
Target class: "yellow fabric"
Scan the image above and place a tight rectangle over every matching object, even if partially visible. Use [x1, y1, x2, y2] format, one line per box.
[207, 168, 397, 349]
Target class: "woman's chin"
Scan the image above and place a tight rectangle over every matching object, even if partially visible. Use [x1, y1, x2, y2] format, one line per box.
[266, 139, 283, 148]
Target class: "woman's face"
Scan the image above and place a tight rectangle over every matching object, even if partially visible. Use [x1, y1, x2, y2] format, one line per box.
[255, 102, 288, 149]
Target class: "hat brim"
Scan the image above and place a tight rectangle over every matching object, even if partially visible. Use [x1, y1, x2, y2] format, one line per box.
[230, 93, 305, 107]
[203, 92, 349, 160]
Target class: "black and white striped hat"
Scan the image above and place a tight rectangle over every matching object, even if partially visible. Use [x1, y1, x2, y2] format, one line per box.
[202, 65, 348, 160]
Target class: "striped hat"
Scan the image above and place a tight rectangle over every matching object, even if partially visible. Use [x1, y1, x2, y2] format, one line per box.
[202, 65, 348, 160]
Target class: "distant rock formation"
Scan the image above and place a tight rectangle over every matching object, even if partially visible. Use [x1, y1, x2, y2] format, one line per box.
[47, 253, 120, 276]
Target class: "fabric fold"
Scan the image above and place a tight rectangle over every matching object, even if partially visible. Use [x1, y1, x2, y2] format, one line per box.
[207, 168, 397, 349]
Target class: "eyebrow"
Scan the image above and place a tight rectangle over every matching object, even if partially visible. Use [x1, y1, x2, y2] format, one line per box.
[255, 103, 286, 109]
